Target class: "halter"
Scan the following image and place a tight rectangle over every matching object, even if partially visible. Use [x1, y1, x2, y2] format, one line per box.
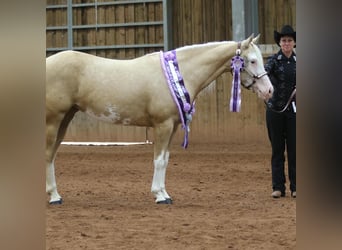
[231, 42, 268, 90]
[242, 69, 269, 90]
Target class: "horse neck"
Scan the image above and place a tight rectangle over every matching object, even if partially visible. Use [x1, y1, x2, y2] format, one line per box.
[176, 41, 238, 101]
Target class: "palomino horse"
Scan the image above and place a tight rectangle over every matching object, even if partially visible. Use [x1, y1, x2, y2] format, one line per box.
[46, 34, 273, 204]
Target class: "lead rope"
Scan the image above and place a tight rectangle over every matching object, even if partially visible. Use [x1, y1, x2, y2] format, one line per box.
[266, 88, 296, 113]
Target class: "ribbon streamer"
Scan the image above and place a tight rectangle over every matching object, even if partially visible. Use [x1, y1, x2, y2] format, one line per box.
[230, 55, 244, 112]
[160, 50, 194, 148]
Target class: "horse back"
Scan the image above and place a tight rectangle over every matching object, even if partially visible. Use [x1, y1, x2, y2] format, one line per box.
[46, 50, 179, 126]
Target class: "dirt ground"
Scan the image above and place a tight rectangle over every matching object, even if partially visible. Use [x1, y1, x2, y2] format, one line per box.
[46, 142, 296, 250]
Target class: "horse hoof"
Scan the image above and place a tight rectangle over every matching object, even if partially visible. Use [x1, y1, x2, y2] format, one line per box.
[49, 199, 63, 205]
[156, 198, 173, 204]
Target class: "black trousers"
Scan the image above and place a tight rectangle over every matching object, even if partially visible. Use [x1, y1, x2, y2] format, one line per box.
[266, 108, 296, 193]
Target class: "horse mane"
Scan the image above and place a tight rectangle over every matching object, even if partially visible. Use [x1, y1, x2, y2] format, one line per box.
[176, 41, 232, 52]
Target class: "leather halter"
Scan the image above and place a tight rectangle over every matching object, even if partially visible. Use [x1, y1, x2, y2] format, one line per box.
[242, 69, 268, 90]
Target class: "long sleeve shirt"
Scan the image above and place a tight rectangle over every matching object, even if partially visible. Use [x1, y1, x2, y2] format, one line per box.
[264, 50, 296, 111]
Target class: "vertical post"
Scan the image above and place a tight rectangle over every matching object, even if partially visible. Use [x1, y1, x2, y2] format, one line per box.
[232, 0, 259, 40]
[231, 0, 245, 41]
[163, 0, 173, 51]
[244, 0, 259, 36]
[67, 0, 73, 50]
[145, 128, 150, 143]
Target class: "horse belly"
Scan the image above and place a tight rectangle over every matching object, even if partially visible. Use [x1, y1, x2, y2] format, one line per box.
[84, 104, 148, 126]
[85, 106, 131, 125]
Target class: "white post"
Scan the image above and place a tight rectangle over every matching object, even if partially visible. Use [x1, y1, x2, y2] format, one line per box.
[67, 0, 73, 50]
[163, 0, 173, 51]
[232, 0, 259, 40]
[244, 0, 259, 37]
[232, 0, 246, 41]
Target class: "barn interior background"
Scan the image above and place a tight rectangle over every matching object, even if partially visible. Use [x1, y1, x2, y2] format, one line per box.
[46, 0, 296, 145]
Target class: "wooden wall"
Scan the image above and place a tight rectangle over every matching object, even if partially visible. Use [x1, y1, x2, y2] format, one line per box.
[46, 0, 164, 59]
[258, 0, 296, 44]
[46, 0, 68, 54]
[171, 0, 296, 46]
[46, 0, 296, 145]
[171, 0, 232, 47]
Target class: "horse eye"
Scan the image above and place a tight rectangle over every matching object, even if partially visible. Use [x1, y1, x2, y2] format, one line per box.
[250, 60, 256, 64]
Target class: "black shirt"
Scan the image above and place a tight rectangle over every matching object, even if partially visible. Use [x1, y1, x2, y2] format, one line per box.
[265, 50, 296, 111]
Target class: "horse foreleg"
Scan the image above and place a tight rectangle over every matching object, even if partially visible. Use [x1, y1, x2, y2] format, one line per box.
[152, 150, 172, 203]
[151, 121, 176, 204]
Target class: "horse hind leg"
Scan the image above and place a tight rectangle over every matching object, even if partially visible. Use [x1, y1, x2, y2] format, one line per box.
[46, 106, 78, 204]
[151, 120, 177, 204]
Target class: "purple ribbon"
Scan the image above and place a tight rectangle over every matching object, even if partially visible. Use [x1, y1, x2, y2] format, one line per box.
[160, 50, 194, 148]
[230, 55, 244, 112]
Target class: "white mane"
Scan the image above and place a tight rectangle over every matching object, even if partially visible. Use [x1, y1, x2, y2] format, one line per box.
[176, 41, 230, 52]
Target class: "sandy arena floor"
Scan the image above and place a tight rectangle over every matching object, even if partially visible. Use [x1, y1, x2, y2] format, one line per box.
[46, 142, 296, 250]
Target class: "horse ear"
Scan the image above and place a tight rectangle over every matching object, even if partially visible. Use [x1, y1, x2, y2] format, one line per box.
[241, 34, 254, 49]
[252, 34, 261, 44]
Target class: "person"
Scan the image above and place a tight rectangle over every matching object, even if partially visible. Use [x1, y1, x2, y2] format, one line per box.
[264, 25, 296, 198]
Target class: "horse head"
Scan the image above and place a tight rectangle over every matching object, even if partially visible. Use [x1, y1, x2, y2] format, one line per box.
[238, 34, 273, 100]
